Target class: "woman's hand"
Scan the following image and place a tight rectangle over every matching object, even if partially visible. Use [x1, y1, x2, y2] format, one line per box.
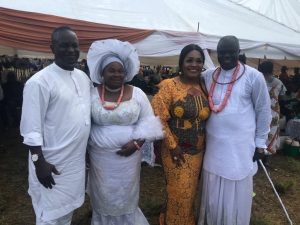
[170, 146, 185, 167]
[117, 140, 144, 157]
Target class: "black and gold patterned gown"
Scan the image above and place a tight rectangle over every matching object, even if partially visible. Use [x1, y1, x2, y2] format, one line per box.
[151, 77, 210, 225]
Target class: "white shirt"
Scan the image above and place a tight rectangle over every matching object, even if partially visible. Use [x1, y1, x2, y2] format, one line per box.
[20, 63, 91, 221]
[202, 64, 271, 180]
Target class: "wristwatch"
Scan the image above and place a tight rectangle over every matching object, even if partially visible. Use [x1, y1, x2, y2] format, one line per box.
[31, 153, 40, 162]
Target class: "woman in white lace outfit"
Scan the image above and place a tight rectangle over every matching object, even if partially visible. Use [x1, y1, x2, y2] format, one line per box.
[86, 39, 164, 225]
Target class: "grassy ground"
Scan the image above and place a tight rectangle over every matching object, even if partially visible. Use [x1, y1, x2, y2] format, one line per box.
[0, 129, 299, 225]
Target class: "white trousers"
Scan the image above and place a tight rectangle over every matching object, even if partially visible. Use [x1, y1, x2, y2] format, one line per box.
[198, 170, 253, 225]
[36, 211, 73, 225]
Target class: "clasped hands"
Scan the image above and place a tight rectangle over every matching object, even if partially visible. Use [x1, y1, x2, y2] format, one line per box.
[117, 140, 144, 157]
[35, 139, 144, 188]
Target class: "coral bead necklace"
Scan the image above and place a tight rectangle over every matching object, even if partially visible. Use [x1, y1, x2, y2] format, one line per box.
[208, 63, 240, 113]
[99, 84, 124, 110]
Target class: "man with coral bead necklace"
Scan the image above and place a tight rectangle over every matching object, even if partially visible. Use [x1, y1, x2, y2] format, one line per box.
[198, 36, 271, 225]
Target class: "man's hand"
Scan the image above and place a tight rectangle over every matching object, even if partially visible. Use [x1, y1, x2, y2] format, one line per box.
[34, 158, 60, 189]
[170, 146, 185, 167]
[27, 145, 60, 189]
[253, 147, 266, 162]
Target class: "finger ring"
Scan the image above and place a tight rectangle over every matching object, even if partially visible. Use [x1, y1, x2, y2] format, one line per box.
[173, 156, 178, 160]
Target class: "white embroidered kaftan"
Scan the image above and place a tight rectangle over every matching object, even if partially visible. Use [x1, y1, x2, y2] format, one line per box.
[198, 64, 271, 225]
[20, 63, 91, 221]
[202, 64, 271, 180]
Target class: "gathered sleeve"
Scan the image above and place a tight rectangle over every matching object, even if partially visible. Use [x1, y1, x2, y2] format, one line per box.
[20, 80, 50, 146]
[251, 73, 272, 148]
[131, 87, 164, 141]
[151, 79, 177, 150]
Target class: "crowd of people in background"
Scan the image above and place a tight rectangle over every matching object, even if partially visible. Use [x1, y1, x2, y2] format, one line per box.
[278, 66, 300, 121]
[0, 54, 175, 132]
[0, 53, 299, 133]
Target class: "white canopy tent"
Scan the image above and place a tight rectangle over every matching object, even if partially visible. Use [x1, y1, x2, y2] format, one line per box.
[230, 0, 300, 32]
[0, 0, 300, 67]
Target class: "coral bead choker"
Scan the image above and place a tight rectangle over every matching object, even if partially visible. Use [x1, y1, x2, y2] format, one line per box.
[99, 84, 124, 110]
[208, 63, 240, 113]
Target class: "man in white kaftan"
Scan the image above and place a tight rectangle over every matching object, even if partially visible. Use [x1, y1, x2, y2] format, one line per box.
[20, 26, 91, 225]
[198, 36, 271, 225]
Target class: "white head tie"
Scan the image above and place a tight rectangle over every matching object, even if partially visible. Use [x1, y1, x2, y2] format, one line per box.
[87, 39, 140, 84]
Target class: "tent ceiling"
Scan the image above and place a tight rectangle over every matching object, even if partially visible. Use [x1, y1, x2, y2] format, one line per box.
[229, 0, 300, 32]
[0, 0, 300, 63]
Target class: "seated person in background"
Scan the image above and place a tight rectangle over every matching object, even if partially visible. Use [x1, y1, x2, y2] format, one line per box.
[128, 67, 150, 94]
[2, 71, 23, 127]
[238, 53, 246, 64]
[280, 83, 300, 121]
[279, 66, 289, 86]
[292, 67, 300, 87]
[147, 72, 161, 95]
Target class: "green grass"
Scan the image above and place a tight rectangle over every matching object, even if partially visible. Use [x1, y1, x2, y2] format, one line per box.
[1, 130, 300, 225]
[274, 180, 294, 195]
[250, 217, 273, 225]
[284, 156, 300, 173]
[140, 197, 162, 216]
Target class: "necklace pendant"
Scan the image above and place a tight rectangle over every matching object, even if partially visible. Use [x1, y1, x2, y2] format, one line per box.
[103, 102, 118, 110]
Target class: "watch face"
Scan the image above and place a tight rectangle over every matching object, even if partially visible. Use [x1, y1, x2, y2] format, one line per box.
[32, 154, 39, 162]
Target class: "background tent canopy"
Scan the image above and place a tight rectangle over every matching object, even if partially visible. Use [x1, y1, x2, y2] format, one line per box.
[0, 7, 154, 53]
[0, 0, 300, 65]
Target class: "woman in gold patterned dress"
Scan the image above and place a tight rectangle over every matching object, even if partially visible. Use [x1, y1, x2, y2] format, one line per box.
[151, 44, 210, 225]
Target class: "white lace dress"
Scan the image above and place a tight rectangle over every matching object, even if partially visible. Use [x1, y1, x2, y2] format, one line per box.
[87, 86, 163, 225]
